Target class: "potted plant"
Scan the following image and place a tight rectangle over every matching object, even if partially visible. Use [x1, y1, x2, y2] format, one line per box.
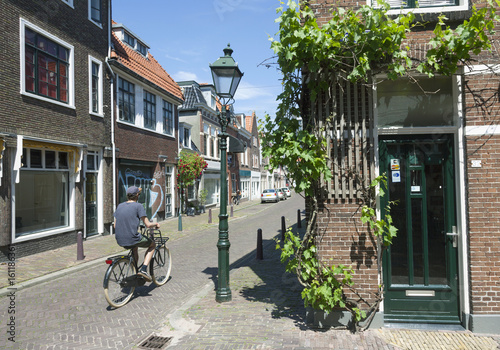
[198, 188, 208, 213]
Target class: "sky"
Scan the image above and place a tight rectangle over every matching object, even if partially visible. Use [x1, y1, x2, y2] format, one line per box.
[112, 0, 284, 121]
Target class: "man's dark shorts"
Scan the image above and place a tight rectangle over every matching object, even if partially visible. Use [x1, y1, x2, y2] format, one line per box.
[123, 234, 153, 249]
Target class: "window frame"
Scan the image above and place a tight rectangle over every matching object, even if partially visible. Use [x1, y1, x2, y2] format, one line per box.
[118, 77, 136, 123]
[143, 90, 156, 130]
[15, 147, 71, 238]
[60, 0, 74, 8]
[162, 99, 174, 136]
[88, 0, 102, 27]
[88, 56, 103, 116]
[20, 19, 75, 109]
[369, 0, 468, 14]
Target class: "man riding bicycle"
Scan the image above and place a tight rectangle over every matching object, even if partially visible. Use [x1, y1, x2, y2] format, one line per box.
[113, 186, 159, 282]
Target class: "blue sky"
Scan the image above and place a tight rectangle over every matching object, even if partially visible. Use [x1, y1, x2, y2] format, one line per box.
[112, 0, 284, 120]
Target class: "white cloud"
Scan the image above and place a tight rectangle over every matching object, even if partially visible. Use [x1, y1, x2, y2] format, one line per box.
[234, 81, 278, 100]
[173, 71, 198, 81]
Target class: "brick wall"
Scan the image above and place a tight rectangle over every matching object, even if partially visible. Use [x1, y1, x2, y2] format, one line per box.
[316, 199, 380, 304]
[0, 0, 113, 257]
[466, 135, 500, 314]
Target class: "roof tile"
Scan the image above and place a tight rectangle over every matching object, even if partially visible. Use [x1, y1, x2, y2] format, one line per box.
[110, 29, 183, 102]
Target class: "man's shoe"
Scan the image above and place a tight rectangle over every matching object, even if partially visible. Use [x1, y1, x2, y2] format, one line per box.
[137, 267, 152, 282]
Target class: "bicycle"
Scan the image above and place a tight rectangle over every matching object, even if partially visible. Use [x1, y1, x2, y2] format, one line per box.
[232, 193, 240, 205]
[103, 226, 172, 308]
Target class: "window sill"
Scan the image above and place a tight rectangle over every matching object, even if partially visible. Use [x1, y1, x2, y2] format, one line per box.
[14, 226, 74, 243]
[21, 91, 75, 109]
[90, 111, 104, 118]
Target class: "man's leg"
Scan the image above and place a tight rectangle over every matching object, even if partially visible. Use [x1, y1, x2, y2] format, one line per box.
[132, 247, 139, 269]
[142, 241, 156, 267]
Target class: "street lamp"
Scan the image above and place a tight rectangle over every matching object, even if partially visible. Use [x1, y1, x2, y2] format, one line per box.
[210, 44, 243, 302]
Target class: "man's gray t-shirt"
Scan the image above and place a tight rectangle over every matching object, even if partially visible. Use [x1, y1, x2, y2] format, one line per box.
[114, 202, 147, 247]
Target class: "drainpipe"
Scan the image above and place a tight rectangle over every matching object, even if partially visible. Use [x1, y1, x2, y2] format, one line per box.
[106, 12, 116, 233]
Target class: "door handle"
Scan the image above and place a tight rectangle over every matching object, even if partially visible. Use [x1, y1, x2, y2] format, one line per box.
[446, 226, 458, 248]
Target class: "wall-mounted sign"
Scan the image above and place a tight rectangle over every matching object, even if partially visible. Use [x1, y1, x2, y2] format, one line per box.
[391, 159, 400, 170]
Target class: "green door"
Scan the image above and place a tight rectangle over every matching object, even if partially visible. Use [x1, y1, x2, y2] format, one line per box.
[379, 135, 460, 324]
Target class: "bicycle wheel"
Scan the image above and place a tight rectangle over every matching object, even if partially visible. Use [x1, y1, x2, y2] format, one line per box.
[104, 258, 136, 308]
[150, 246, 172, 286]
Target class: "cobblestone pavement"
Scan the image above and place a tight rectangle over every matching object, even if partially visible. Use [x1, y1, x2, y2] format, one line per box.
[1, 194, 499, 349]
[160, 232, 500, 350]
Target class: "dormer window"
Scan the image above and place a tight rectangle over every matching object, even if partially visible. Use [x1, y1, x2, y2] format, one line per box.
[123, 32, 135, 48]
[122, 31, 148, 57]
[137, 42, 147, 56]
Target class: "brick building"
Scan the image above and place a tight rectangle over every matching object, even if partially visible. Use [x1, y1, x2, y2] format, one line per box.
[178, 81, 222, 207]
[0, 0, 113, 261]
[302, 0, 500, 333]
[108, 22, 183, 221]
[235, 112, 261, 201]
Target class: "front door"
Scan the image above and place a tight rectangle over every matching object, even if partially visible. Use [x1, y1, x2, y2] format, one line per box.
[379, 134, 460, 324]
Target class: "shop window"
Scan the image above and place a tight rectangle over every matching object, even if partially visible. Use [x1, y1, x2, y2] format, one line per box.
[15, 148, 70, 236]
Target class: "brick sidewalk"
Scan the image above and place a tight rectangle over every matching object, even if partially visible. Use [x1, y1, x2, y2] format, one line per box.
[158, 231, 500, 350]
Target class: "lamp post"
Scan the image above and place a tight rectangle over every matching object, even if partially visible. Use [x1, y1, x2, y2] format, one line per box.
[210, 44, 243, 302]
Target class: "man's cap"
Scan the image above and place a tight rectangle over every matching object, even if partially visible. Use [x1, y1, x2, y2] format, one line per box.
[126, 186, 141, 195]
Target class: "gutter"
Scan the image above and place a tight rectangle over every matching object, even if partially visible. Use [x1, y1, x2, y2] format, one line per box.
[106, 4, 116, 234]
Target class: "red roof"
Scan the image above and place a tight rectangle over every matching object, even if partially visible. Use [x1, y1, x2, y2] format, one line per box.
[110, 26, 183, 102]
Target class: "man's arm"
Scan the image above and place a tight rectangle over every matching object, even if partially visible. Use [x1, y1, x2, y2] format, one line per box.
[142, 217, 160, 229]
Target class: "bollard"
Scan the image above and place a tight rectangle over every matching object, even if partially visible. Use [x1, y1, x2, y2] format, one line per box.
[208, 208, 212, 224]
[230, 203, 234, 217]
[297, 209, 302, 229]
[77, 231, 84, 260]
[256, 229, 263, 260]
[281, 216, 286, 242]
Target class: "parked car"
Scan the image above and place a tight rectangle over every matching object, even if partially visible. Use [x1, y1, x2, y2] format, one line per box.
[282, 187, 291, 198]
[277, 188, 285, 200]
[261, 189, 279, 203]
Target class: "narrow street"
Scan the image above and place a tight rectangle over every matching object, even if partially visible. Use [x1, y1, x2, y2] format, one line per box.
[0, 195, 304, 349]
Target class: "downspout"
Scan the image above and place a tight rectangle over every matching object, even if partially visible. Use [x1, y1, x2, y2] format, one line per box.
[106, 1, 116, 234]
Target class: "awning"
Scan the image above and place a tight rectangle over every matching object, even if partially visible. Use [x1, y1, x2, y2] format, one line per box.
[14, 136, 83, 183]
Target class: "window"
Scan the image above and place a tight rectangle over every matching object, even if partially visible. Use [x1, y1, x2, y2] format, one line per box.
[89, 57, 102, 115]
[123, 32, 135, 47]
[204, 134, 209, 156]
[144, 91, 156, 130]
[137, 42, 147, 56]
[60, 0, 74, 7]
[23, 24, 71, 104]
[118, 78, 135, 123]
[89, 0, 102, 24]
[376, 76, 454, 127]
[16, 148, 70, 236]
[180, 125, 191, 148]
[183, 128, 190, 148]
[374, 0, 464, 11]
[163, 100, 173, 135]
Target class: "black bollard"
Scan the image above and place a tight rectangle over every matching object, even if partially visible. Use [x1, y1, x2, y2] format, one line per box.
[230, 203, 234, 217]
[297, 209, 302, 228]
[208, 208, 212, 224]
[256, 229, 263, 260]
[77, 231, 84, 260]
[281, 216, 286, 242]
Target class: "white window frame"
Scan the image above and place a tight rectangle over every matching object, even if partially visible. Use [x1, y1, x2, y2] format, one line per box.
[368, 0, 469, 15]
[20, 18, 75, 109]
[88, 0, 103, 28]
[88, 56, 103, 117]
[60, 0, 74, 8]
[12, 146, 76, 243]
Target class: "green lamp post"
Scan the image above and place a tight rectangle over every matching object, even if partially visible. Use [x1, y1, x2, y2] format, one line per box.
[210, 44, 243, 302]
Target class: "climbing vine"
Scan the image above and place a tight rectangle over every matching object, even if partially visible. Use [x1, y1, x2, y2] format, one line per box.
[265, 0, 500, 330]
